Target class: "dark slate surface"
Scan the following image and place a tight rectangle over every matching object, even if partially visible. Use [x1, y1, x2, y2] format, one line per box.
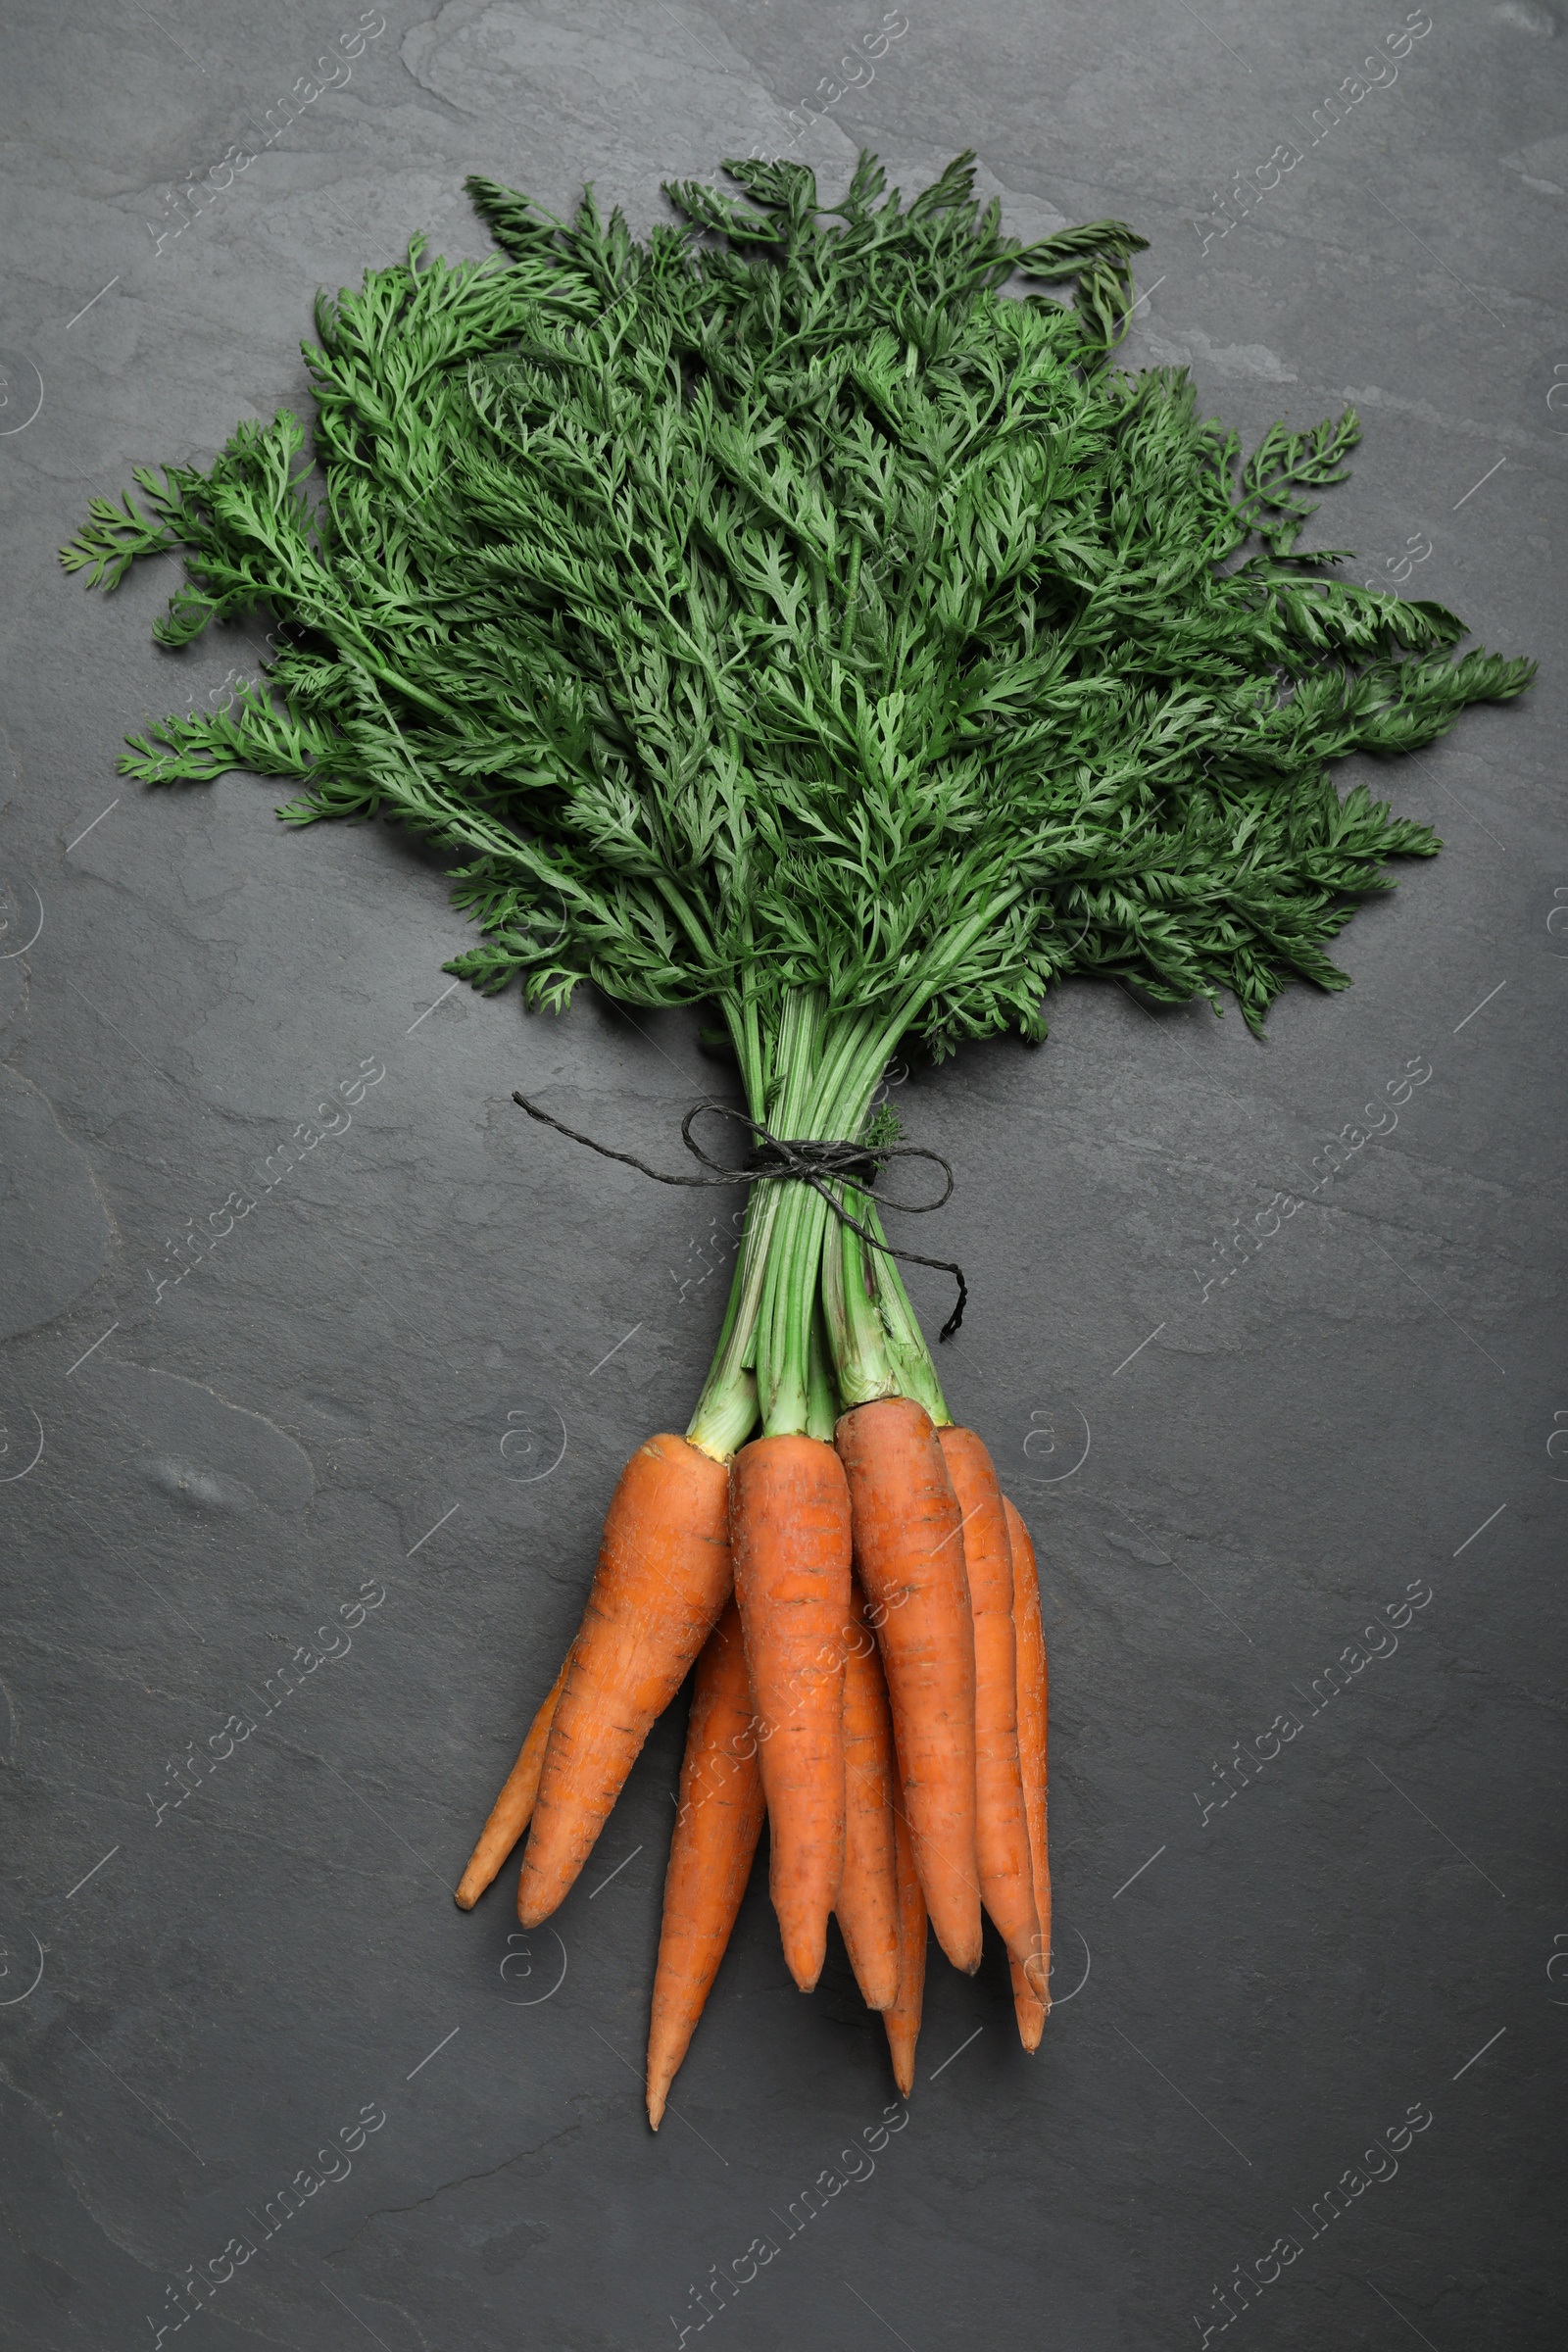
[1, 5, 1562, 2348]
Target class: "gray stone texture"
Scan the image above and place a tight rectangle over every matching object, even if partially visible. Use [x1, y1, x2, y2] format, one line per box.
[0, 4, 1562, 2348]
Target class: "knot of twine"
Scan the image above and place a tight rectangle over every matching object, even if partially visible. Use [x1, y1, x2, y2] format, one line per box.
[512, 1094, 967, 1339]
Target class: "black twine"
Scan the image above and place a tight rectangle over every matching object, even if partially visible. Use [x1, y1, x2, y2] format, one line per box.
[512, 1094, 968, 1339]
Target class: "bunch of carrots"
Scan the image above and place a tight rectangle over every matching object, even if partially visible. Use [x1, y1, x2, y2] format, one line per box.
[455, 1382, 1050, 2127]
[64, 141, 1529, 2129]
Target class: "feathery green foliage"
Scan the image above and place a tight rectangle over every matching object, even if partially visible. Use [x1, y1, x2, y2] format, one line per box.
[63, 151, 1529, 1055]
[65, 152, 1531, 1436]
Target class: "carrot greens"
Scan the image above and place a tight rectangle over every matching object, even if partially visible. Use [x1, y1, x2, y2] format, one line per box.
[65, 147, 1530, 1437]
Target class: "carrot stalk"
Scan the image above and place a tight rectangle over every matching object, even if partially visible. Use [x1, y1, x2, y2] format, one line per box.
[647, 1598, 765, 2130]
[883, 1798, 927, 2096]
[730, 1432, 852, 1992]
[1004, 1495, 1051, 2048]
[455, 1651, 570, 1909]
[835, 1396, 982, 1975]
[517, 1434, 732, 1928]
[936, 1427, 1040, 1978]
[835, 1581, 901, 2011]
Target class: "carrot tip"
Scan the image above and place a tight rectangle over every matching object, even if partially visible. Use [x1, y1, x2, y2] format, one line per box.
[930, 1922, 984, 1976]
[454, 1888, 477, 1911]
[647, 2094, 665, 2132]
[857, 1971, 900, 2011]
[780, 1921, 828, 1993]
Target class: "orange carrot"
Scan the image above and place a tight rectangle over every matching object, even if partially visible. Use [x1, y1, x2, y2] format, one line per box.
[647, 1598, 765, 2130]
[517, 1434, 731, 1927]
[835, 1396, 981, 1975]
[882, 1798, 927, 2096]
[1008, 1954, 1048, 2048]
[835, 1581, 901, 2011]
[1004, 1494, 1051, 2048]
[729, 1432, 852, 1993]
[456, 1651, 570, 1909]
[937, 1427, 1039, 1979]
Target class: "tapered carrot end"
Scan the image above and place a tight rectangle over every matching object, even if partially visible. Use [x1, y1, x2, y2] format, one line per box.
[923, 1880, 983, 1978]
[1009, 1956, 1048, 2049]
[885, 2027, 917, 2098]
[515, 1875, 552, 1931]
[788, 1951, 824, 1995]
[1013, 1997, 1047, 2053]
[847, 1930, 900, 2012]
[932, 1926, 983, 1976]
[772, 1886, 830, 1992]
[780, 1917, 828, 1993]
[454, 1883, 478, 1912]
[517, 1846, 578, 1929]
[837, 1917, 900, 2011]
[645, 2032, 685, 2132]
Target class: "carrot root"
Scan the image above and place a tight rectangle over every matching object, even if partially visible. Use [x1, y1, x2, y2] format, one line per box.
[647, 1599, 765, 2130]
[518, 1434, 732, 1928]
[1004, 1494, 1051, 2043]
[937, 1426, 1040, 1980]
[730, 1433, 852, 1994]
[835, 1397, 981, 1975]
[455, 1651, 570, 1909]
[835, 1581, 901, 2012]
[883, 1798, 927, 2096]
[1009, 1954, 1048, 2052]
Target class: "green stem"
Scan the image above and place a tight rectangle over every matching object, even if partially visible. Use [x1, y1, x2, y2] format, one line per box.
[808, 895, 1021, 1416]
[717, 984, 765, 1145]
[822, 1180, 899, 1408]
[752, 993, 840, 1428]
[862, 883, 1027, 1078]
[840, 535, 862, 656]
[693, 889, 1022, 1446]
[805, 1296, 837, 1441]
[685, 987, 819, 1455]
[738, 907, 765, 1110]
[771, 1182, 836, 1433]
[756, 1010, 884, 1434]
[861, 1193, 953, 1425]
[754, 1173, 817, 1434]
